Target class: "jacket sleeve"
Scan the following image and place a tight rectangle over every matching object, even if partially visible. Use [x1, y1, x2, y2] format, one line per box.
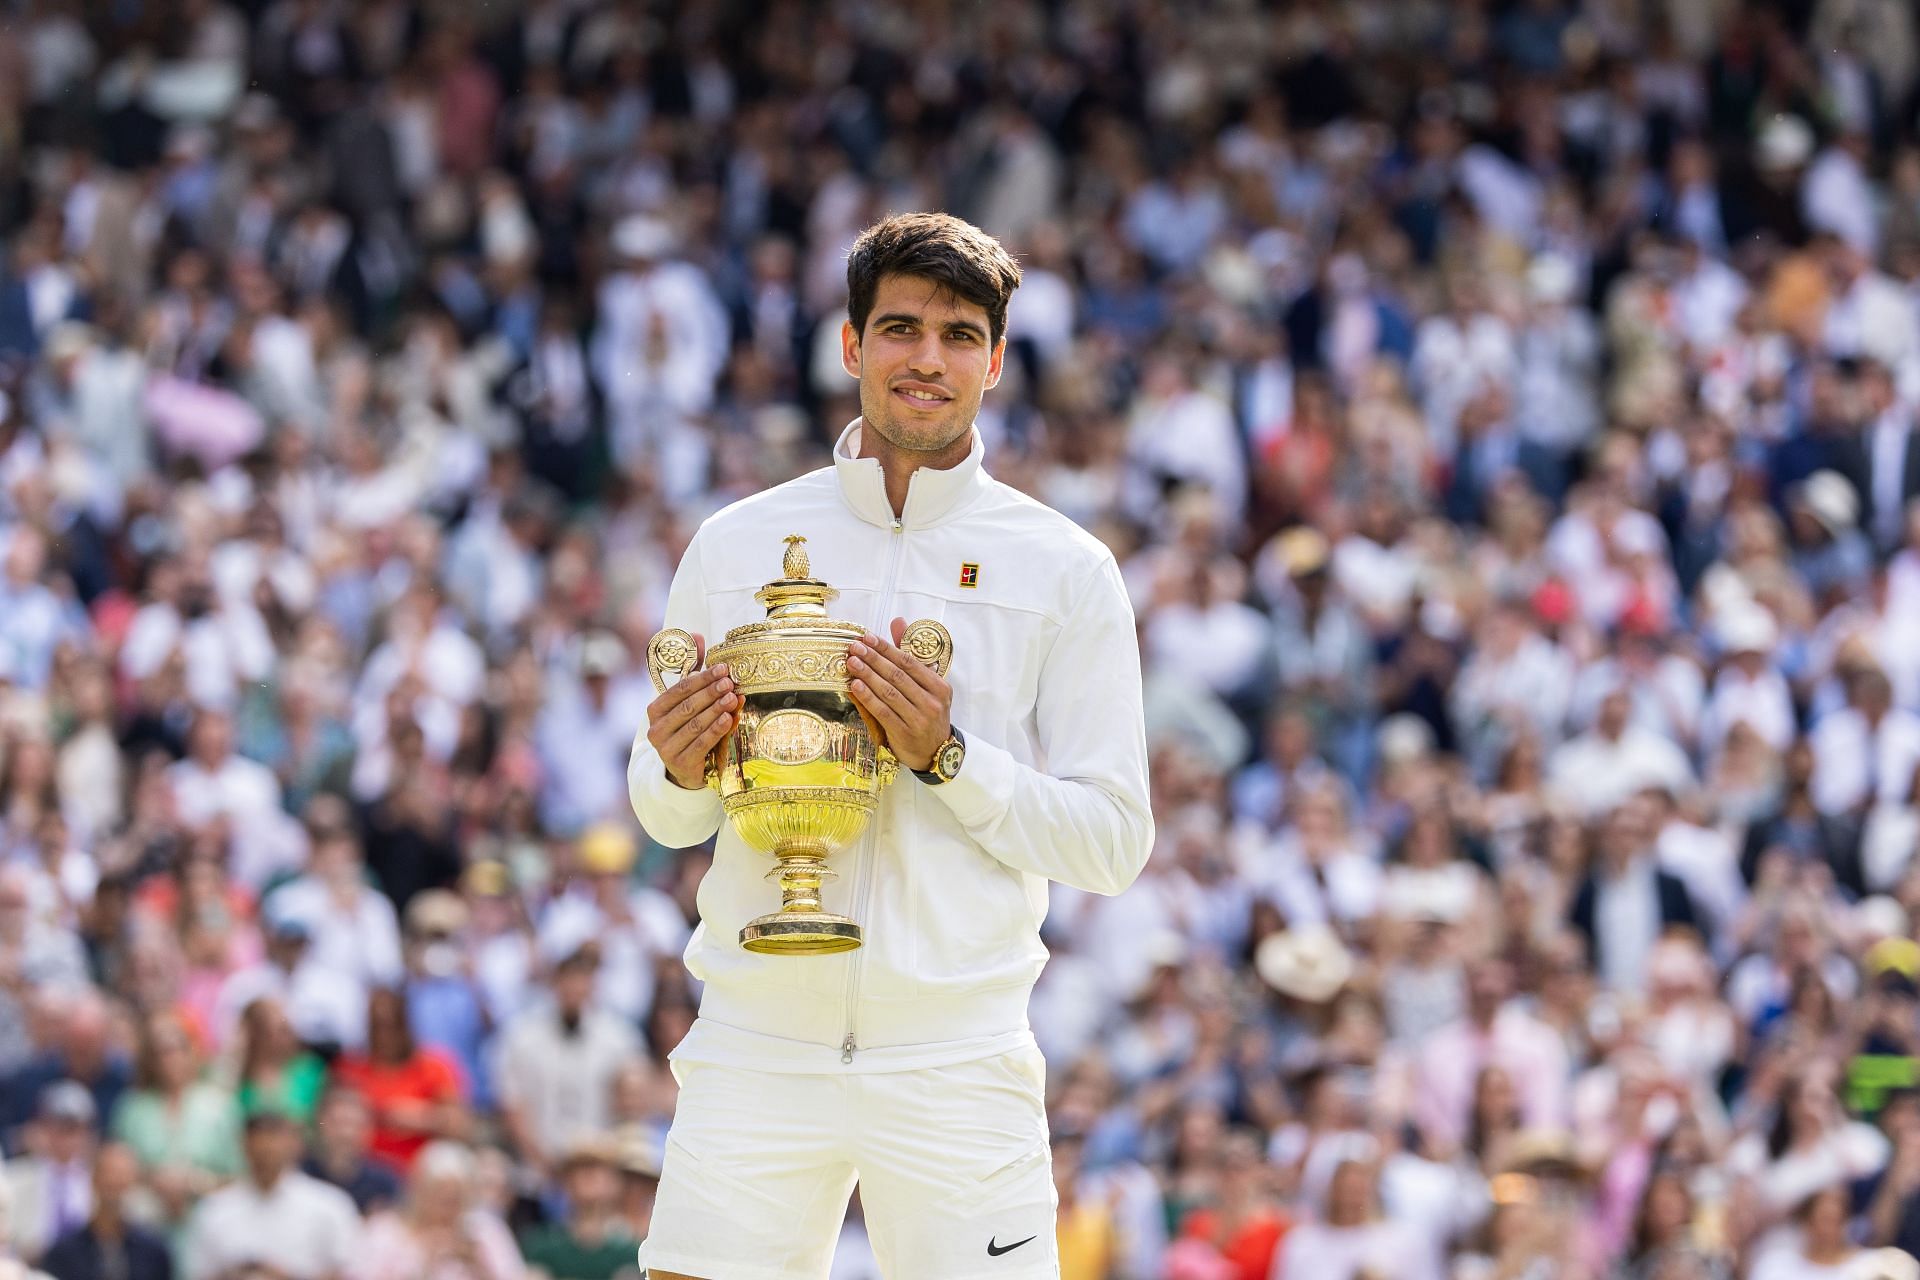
[627, 531, 726, 848]
[925, 551, 1155, 896]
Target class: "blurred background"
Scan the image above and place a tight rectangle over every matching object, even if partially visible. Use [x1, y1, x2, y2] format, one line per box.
[6, 0, 1920, 1278]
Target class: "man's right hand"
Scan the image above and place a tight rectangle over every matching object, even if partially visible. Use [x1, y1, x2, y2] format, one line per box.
[646, 633, 738, 789]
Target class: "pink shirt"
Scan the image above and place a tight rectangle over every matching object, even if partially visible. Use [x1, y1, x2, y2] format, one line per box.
[361, 1210, 525, 1280]
[1412, 1007, 1570, 1151]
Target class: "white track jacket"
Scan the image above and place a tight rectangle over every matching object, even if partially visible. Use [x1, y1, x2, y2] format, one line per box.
[629, 419, 1154, 1072]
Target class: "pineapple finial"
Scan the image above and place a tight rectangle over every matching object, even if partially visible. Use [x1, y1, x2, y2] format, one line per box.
[782, 534, 809, 580]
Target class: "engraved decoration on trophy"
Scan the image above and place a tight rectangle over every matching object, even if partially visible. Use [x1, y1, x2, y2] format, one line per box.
[647, 535, 953, 955]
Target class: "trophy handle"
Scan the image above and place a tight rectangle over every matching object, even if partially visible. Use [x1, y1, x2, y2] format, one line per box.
[898, 619, 953, 677]
[646, 628, 700, 694]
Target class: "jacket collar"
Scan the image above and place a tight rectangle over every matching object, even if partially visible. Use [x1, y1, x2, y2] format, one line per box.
[831, 418, 989, 530]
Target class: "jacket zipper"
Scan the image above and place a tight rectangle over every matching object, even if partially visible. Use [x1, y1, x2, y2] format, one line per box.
[842, 514, 906, 1063]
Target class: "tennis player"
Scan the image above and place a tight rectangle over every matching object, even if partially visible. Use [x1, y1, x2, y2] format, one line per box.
[630, 211, 1153, 1279]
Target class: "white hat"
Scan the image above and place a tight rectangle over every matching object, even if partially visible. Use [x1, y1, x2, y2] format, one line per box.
[1255, 926, 1353, 1003]
[578, 630, 628, 677]
[1799, 470, 1860, 534]
[1854, 895, 1911, 945]
[1527, 253, 1578, 304]
[612, 214, 677, 260]
[1610, 515, 1665, 558]
[1715, 604, 1778, 656]
[1376, 713, 1434, 766]
[1850, 1249, 1920, 1280]
[45, 321, 94, 363]
[1757, 114, 1815, 171]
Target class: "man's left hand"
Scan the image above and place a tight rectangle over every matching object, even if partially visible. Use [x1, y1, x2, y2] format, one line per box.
[847, 617, 953, 772]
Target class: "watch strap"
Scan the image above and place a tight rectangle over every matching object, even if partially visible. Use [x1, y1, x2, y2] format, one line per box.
[911, 724, 965, 784]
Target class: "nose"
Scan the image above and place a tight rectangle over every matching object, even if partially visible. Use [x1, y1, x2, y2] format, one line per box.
[905, 331, 946, 377]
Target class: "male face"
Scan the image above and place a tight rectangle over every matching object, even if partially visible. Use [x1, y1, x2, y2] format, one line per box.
[318, 1091, 371, 1159]
[244, 1117, 300, 1182]
[841, 273, 1004, 457]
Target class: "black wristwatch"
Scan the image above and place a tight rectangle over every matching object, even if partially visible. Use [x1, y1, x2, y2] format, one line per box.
[912, 724, 967, 785]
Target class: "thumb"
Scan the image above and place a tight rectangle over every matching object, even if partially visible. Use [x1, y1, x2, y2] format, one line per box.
[692, 632, 707, 667]
[890, 616, 907, 646]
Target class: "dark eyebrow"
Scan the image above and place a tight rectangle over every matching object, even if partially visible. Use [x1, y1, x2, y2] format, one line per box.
[871, 312, 988, 341]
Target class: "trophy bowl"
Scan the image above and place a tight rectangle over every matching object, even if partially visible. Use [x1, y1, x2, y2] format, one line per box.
[647, 534, 952, 955]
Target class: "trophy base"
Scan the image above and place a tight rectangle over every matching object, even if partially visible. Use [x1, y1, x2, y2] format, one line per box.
[740, 913, 863, 955]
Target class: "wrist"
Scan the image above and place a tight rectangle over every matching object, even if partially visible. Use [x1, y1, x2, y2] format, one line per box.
[912, 724, 966, 785]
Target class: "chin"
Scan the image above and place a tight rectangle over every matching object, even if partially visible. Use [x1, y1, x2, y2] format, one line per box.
[868, 408, 970, 453]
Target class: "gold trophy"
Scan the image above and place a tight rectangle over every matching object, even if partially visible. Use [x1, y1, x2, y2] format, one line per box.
[646, 535, 953, 955]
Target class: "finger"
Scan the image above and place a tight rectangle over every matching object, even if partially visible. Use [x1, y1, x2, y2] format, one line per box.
[862, 631, 947, 696]
[852, 637, 944, 704]
[849, 655, 931, 723]
[683, 696, 737, 745]
[662, 698, 735, 760]
[659, 681, 736, 742]
[850, 679, 910, 742]
[652, 665, 735, 729]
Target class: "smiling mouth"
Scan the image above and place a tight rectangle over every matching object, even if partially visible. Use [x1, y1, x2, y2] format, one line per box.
[893, 387, 951, 406]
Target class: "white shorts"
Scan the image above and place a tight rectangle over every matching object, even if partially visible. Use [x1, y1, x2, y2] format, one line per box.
[639, 1044, 1058, 1280]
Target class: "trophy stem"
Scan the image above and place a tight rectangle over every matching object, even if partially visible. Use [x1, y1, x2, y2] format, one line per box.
[771, 848, 832, 915]
[739, 839, 864, 955]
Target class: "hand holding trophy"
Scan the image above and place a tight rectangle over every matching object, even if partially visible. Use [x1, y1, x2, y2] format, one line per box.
[647, 535, 952, 955]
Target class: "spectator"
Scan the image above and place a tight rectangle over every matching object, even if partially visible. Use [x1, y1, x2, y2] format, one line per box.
[3, 1084, 96, 1266]
[360, 1141, 523, 1280]
[1271, 1154, 1431, 1280]
[514, 1139, 635, 1280]
[181, 1109, 359, 1280]
[299, 1088, 400, 1217]
[108, 1013, 240, 1228]
[495, 946, 637, 1183]
[229, 997, 326, 1127]
[37, 1143, 171, 1280]
[329, 988, 468, 1175]
[0, 992, 125, 1161]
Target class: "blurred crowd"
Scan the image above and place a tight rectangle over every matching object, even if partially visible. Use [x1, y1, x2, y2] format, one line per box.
[15, 0, 1920, 1279]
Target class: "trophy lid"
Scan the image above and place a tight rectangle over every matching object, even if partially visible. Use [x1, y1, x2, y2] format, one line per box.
[753, 535, 839, 619]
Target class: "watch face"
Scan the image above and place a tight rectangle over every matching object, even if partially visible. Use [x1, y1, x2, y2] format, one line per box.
[938, 741, 965, 777]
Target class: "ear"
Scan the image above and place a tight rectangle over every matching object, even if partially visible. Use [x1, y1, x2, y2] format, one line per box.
[984, 336, 1006, 391]
[841, 319, 862, 380]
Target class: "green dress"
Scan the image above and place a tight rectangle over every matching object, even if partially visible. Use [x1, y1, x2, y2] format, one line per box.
[110, 1081, 244, 1177]
[237, 1053, 329, 1125]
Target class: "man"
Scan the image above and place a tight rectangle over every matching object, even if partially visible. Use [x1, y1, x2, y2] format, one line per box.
[495, 944, 639, 1183]
[1569, 795, 1702, 994]
[3, 1084, 96, 1264]
[212, 907, 364, 1056]
[163, 709, 303, 893]
[536, 632, 653, 835]
[300, 1088, 400, 1215]
[181, 1109, 360, 1280]
[1547, 680, 1694, 819]
[37, 1143, 171, 1280]
[536, 823, 690, 1027]
[1843, 355, 1920, 553]
[2, 993, 126, 1159]
[630, 212, 1153, 1278]
[516, 1138, 639, 1280]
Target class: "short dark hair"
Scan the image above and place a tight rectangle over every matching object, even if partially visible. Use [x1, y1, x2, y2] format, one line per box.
[846, 212, 1022, 347]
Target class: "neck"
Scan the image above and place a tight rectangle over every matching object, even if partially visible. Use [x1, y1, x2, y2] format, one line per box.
[857, 419, 972, 518]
